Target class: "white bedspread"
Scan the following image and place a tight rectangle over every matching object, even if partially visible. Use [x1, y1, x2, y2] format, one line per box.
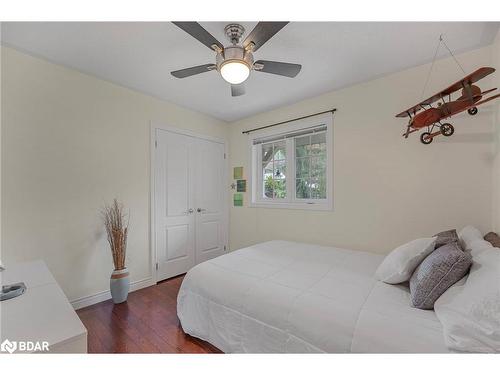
[177, 240, 449, 353]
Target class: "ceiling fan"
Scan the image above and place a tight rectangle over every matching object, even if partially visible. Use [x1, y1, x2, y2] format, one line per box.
[170, 22, 302, 97]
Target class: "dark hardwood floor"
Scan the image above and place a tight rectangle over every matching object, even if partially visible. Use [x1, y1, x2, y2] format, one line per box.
[77, 275, 222, 353]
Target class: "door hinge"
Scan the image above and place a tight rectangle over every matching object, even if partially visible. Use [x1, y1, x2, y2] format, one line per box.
[224, 245, 227, 251]
[155, 139, 157, 148]
[155, 262, 158, 270]
[224, 153, 226, 159]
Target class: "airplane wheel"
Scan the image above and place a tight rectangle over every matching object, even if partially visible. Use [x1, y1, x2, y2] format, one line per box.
[441, 123, 454, 137]
[468, 107, 478, 115]
[420, 132, 433, 145]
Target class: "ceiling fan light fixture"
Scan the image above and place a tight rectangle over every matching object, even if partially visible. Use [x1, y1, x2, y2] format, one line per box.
[220, 60, 250, 85]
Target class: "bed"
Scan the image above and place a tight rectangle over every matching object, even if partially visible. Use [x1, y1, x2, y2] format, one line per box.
[177, 240, 449, 353]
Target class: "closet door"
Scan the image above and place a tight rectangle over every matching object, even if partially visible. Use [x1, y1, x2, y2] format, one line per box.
[155, 129, 196, 281]
[193, 138, 226, 264]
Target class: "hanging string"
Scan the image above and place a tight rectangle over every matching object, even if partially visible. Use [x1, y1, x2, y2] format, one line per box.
[440, 36, 467, 75]
[420, 35, 442, 100]
[420, 34, 467, 100]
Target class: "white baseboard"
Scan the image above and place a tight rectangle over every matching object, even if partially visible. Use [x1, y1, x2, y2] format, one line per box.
[71, 277, 154, 310]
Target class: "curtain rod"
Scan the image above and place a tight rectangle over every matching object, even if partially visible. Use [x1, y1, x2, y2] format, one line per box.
[242, 108, 336, 135]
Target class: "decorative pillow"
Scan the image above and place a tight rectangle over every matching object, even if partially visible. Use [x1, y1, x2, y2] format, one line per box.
[375, 237, 437, 284]
[433, 229, 459, 248]
[410, 242, 472, 310]
[484, 232, 500, 248]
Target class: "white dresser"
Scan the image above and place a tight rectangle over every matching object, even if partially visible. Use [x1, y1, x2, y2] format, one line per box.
[0, 260, 87, 353]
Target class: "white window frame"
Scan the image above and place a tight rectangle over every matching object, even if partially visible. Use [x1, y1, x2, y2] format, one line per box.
[249, 112, 333, 211]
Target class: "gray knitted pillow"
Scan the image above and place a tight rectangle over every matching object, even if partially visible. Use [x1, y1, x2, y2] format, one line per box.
[410, 242, 472, 310]
[433, 229, 459, 248]
[484, 232, 500, 248]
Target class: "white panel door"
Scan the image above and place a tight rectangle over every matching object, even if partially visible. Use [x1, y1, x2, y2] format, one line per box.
[154, 128, 227, 282]
[193, 138, 226, 264]
[155, 129, 195, 281]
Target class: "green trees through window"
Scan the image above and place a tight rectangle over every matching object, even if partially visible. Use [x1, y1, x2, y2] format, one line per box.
[262, 141, 286, 198]
[295, 133, 327, 199]
[261, 132, 327, 200]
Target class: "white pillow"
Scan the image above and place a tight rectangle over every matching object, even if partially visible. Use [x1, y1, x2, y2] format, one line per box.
[435, 248, 500, 353]
[375, 237, 437, 284]
[468, 239, 493, 257]
[458, 225, 483, 251]
[458, 226, 492, 257]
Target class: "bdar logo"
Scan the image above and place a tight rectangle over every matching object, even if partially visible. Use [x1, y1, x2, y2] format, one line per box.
[1, 339, 17, 354]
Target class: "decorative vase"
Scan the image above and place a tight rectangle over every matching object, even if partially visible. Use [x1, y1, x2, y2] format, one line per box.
[110, 267, 129, 304]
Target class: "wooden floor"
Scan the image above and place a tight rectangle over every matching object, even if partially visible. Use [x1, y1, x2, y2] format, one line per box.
[77, 275, 222, 353]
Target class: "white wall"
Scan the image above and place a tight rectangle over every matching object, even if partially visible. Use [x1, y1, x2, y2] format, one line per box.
[0, 33, 3, 267]
[491, 30, 500, 232]
[1, 46, 228, 303]
[228, 46, 495, 254]
[2, 42, 497, 307]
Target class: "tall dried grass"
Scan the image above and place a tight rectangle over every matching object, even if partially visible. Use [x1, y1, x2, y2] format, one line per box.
[102, 199, 128, 271]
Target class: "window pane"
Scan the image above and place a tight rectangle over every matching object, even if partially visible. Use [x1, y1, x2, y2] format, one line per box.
[296, 157, 309, 179]
[264, 175, 274, 198]
[274, 141, 286, 160]
[296, 178, 310, 199]
[295, 135, 310, 157]
[274, 160, 286, 179]
[310, 133, 326, 155]
[261, 140, 287, 200]
[274, 179, 286, 198]
[263, 162, 273, 178]
[310, 177, 326, 199]
[310, 155, 326, 178]
[292, 131, 327, 201]
[262, 143, 273, 163]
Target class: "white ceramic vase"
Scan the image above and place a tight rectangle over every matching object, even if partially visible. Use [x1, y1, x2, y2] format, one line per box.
[110, 267, 129, 304]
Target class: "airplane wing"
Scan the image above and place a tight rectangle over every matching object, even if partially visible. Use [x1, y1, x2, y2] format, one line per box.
[395, 67, 496, 118]
[395, 103, 427, 118]
[438, 67, 495, 97]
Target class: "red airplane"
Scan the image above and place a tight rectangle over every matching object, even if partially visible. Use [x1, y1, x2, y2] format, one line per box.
[396, 67, 500, 144]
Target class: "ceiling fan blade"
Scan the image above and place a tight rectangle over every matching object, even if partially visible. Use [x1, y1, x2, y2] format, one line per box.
[231, 83, 246, 97]
[243, 22, 288, 52]
[171, 64, 216, 78]
[172, 22, 224, 51]
[254, 60, 301, 78]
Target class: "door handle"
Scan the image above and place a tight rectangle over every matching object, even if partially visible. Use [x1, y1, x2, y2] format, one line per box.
[197, 208, 207, 213]
[184, 208, 194, 214]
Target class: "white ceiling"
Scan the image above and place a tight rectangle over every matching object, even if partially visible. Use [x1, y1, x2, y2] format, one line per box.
[1, 22, 499, 121]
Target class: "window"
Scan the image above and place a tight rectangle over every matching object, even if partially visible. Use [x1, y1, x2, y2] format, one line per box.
[295, 132, 327, 200]
[250, 113, 332, 210]
[262, 140, 286, 199]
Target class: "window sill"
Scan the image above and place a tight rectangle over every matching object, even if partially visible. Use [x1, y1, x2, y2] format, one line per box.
[248, 201, 333, 211]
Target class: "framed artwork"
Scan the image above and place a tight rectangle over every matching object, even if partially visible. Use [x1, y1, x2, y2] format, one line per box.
[236, 180, 246, 192]
[233, 193, 243, 207]
[233, 167, 243, 179]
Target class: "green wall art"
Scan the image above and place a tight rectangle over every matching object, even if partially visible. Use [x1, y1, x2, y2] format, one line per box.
[236, 180, 247, 192]
[233, 167, 243, 179]
[233, 193, 243, 207]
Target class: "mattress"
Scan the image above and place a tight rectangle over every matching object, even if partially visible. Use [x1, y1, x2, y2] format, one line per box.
[177, 240, 449, 353]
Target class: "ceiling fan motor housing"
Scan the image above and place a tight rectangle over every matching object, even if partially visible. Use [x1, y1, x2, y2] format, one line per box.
[224, 23, 245, 44]
[216, 46, 254, 72]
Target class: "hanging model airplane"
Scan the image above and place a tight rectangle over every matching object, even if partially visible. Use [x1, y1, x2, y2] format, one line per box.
[396, 67, 500, 144]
